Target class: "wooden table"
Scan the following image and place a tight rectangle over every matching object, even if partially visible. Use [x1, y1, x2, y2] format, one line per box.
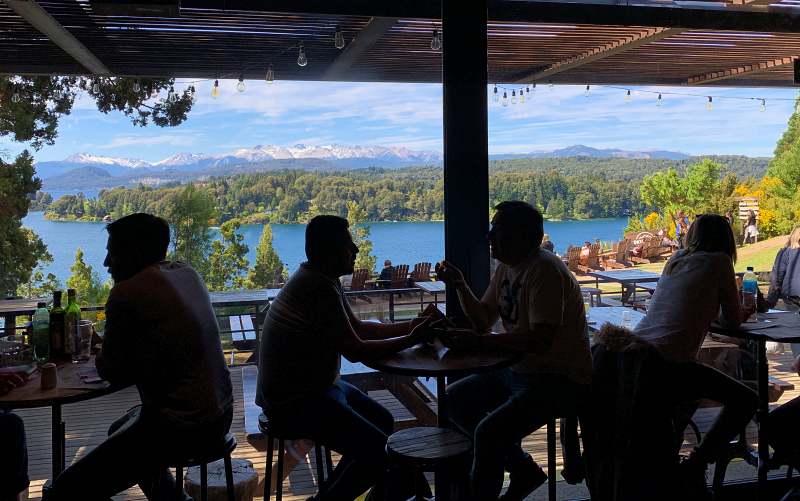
[0, 359, 124, 479]
[208, 289, 281, 308]
[709, 311, 800, 499]
[587, 306, 646, 332]
[414, 281, 446, 308]
[364, 340, 521, 426]
[588, 270, 661, 305]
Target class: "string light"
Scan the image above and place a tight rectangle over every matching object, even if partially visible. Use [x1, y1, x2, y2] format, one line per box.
[334, 27, 345, 49]
[431, 29, 442, 51]
[657, 93, 662, 107]
[511, 89, 517, 105]
[211, 79, 220, 99]
[493, 85, 499, 103]
[760, 99, 766, 112]
[530, 83, 536, 93]
[236, 75, 246, 93]
[584, 84, 590, 97]
[167, 86, 178, 103]
[297, 42, 308, 67]
[265, 64, 274, 84]
[519, 89, 525, 104]
[11, 92, 19, 103]
[625, 89, 632, 103]
[706, 96, 713, 111]
[52, 88, 63, 100]
[189, 85, 196, 103]
[132, 80, 141, 93]
[502, 91, 508, 107]
[92, 81, 100, 93]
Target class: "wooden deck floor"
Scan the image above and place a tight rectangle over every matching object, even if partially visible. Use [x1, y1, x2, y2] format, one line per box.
[16, 351, 800, 501]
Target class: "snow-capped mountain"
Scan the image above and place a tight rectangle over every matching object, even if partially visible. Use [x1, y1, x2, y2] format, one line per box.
[63, 153, 151, 168]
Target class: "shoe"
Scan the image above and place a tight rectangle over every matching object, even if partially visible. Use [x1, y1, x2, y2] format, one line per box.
[678, 455, 711, 501]
[498, 456, 548, 501]
[560, 456, 585, 485]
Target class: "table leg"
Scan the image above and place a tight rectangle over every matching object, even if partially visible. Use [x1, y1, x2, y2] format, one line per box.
[420, 290, 424, 313]
[756, 340, 769, 499]
[52, 403, 64, 478]
[437, 376, 449, 427]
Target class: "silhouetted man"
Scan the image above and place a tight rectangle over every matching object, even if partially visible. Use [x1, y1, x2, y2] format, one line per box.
[1, 372, 28, 501]
[437, 201, 592, 500]
[257, 215, 432, 500]
[45, 213, 233, 501]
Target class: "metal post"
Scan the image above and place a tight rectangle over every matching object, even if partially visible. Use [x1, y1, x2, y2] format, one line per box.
[756, 339, 769, 498]
[389, 292, 395, 323]
[442, 0, 489, 317]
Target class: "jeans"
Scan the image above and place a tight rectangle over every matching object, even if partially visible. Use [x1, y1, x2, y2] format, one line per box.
[0, 411, 29, 499]
[657, 360, 758, 464]
[266, 379, 420, 501]
[447, 369, 588, 500]
[44, 405, 233, 501]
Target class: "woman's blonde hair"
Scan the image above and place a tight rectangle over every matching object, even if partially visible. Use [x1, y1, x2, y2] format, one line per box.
[787, 227, 800, 249]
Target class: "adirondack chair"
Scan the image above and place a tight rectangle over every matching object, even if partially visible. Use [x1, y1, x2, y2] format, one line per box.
[391, 264, 410, 289]
[627, 238, 651, 265]
[585, 243, 605, 271]
[642, 237, 672, 261]
[603, 240, 632, 269]
[566, 246, 589, 275]
[410, 262, 432, 282]
[349, 268, 371, 291]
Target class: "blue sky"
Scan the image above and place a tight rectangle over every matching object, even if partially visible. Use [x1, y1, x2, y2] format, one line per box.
[2, 79, 798, 163]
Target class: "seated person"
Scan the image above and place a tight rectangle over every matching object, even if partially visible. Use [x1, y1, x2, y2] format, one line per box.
[437, 201, 592, 500]
[633, 214, 757, 492]
[45, 213, 234, 501]
[541, 234, 555, 253]
[769, 355, 800, 457]
[256, 215, 433, 501]
[1, 374, 28, 501]
[579, 241, 591, 263]
[378, 259, 394, 288]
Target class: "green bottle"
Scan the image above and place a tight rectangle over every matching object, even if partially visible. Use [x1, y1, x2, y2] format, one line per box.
[65, 289, 81, 361]
[49, 291, 65, 359]
[32, 301, 50, 362]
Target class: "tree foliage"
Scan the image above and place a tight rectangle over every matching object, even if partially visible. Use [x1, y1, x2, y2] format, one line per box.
[347, 201, 377, 272]
[165, 184, 215, 276]
[247, 223, 285, 288]
[206, 219, 250, 291]
[0, 76, 195, 150]
[66, 248, 110, 306]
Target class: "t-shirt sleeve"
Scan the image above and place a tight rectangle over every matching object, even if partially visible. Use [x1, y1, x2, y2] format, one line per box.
[717, 254, 742, 328]
[525, 263, 565, 329]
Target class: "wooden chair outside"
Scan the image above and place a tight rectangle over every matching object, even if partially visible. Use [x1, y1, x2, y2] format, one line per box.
[350, 269, 371, 291]
[586, 243, 605, 271]
[566, 246, 589, 275]
[642, 237, 672, 261]
[391, 264, 410, 289]
[603, 240, 632, 269]
[410, 262, 432, 282]
[627, 238, 651, 265]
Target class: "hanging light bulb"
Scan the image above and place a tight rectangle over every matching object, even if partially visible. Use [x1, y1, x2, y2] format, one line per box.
[11, 92, 20, 103]
[189, 85, 196, 103]
[625, 89, 632, 103]
[52, 88, 63, 100]
[431, 29, 442, 51]
[511, 89, 517, 105]
[493, 85, 499, 103]
[236, 76, 246, 93]
[334, 27, 345, 49]
[706, 96, 713, 111]
[133, 80, 141, 93]
[759, 99, 766, 112]
[532, 83, 536, 93]
[656, 93, 662, 107]
[502, 91, 508, 107]
[92, 81, 100, 93]
[297, 42, 308, 67]
[548, 82, 554, 90]
[167, 87, 178, 103]
[211, 80, 220, 99]
[519, 89, 525, 104]
[265, 64, 275, 84]
[585, 84, 590, 97]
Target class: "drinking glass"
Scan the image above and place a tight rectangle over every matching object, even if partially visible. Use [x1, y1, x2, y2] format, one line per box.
[72, 320, 92, 363]
[581, 291, 592, 318]
[621, 309, 632, 329]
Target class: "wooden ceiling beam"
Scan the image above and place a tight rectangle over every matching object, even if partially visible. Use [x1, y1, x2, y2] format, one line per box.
[323, 17, 397, 80]
[4, 0, 111, 75]
[511, 27, 683, 83]
[686, 56, 795, 85]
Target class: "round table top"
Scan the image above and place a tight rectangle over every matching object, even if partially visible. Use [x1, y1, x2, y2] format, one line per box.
[0, 359, 122, 409]
[363, 341, 522, 378]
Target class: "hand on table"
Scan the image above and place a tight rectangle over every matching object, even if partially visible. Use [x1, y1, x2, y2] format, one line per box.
[435, 260, 465, 287]
[0, 373, 24, 396]
[409, 316, 435, 343]
[439, 328, 481, 351]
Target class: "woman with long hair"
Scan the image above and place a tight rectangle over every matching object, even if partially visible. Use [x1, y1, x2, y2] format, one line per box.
[633, 214, 757, 492]
[767, 226, 800, 354]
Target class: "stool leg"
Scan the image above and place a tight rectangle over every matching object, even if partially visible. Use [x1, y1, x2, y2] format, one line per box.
[175, 466, 183, 501]
[547, 418, 557, 501]
[276, 439, 285, 501]
[224, 454, 235, 501]
[315, 443, 325, 486]
[265, 434, 274, 500]
[325, 446, 334, 477]
[200, 463, 208, 501]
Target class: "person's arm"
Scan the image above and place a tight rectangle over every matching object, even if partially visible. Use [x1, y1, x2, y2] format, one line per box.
[472, 323, 558, 353]
[95, 293, 137, 385]
[435, 260, 499, 332]
[718, 256, 744, 328]
[767, 249, 786, 308]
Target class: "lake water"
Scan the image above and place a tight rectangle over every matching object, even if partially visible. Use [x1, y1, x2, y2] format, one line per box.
[22, 211, 628, 284]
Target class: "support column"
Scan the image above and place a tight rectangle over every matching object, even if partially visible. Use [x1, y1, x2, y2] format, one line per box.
[442, 0, 489, 316]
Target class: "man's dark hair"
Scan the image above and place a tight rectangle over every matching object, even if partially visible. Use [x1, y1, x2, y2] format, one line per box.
[106, 213, 170, 265]
[493, 201, 544, 251]
[306, 215, 350, 262]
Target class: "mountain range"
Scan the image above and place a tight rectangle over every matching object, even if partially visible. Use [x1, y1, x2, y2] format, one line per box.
[36, 143, 703, 191]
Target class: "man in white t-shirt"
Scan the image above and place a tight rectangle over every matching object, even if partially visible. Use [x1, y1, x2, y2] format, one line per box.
[437, 201, 591, 501]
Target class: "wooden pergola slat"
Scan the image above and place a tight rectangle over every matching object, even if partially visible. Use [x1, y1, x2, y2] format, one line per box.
[686, 55, 796, 84]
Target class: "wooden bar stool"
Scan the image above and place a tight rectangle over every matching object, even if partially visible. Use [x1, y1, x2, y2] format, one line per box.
[168, 433, 237, 501]
[386, 426, 471, 501]
[259, 413, 333, 500]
